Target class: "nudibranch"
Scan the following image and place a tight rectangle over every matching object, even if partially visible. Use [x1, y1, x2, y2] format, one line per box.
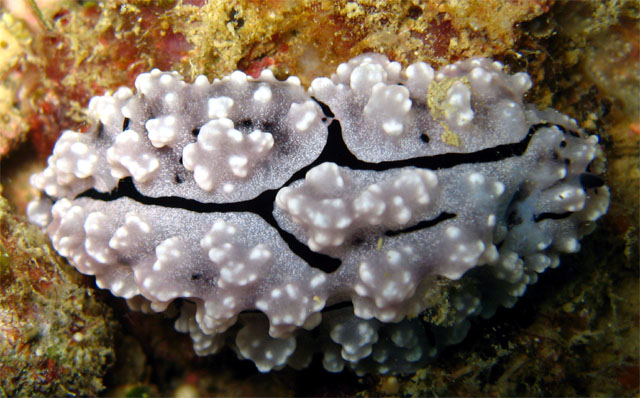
[27, 54, 609, 374]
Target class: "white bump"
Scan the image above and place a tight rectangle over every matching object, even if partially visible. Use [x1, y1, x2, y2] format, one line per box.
[195, 75, 209, 86]
[446, 226, 461, 239]
[160, 74, 173, 85]
[208, 97, 234, 118]
[469, 173, 485, 185]
[310, 274, 327, 289]
[386, 250, 401, 266]
[253, 85, 272, 104]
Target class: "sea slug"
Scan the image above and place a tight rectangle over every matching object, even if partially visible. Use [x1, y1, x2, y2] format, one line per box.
[27, 54, 609, 374]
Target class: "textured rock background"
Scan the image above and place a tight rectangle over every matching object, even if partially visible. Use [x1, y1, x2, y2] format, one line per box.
[0, 0, 637, 396]
[0, 195, 116, 396]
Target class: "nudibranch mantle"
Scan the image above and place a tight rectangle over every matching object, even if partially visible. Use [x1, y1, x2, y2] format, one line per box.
[27, 54, 609, 374]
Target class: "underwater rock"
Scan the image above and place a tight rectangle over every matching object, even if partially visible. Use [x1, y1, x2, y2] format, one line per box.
[27, 53, 609, 374]
[0, 195, 116, 396]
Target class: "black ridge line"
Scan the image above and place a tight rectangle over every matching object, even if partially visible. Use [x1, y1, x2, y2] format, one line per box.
[81, 180, 342, 273]
[279, 121, 556, 188]
[311, 96, 335, 118]
[385, 213, 456, 236]
[78, 121, 559, 273]
[324, 121, 556, 171]
[534, 211, 573, 222]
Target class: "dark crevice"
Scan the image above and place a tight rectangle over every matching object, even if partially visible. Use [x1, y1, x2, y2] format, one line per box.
[424, 324, 437, 347]
[307, 121, 555, 173]
[534, 211, 572, 222]
[504, 183, 531, 229]
[122, 117, 130, 131]
[385, 213, 456, 236]
[311, 96, 334, 118]
[579, 173, 604, 189]
[81, 179, 342, 273]
[507, 211, 524, 228]
[281, 121, 557, 190]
